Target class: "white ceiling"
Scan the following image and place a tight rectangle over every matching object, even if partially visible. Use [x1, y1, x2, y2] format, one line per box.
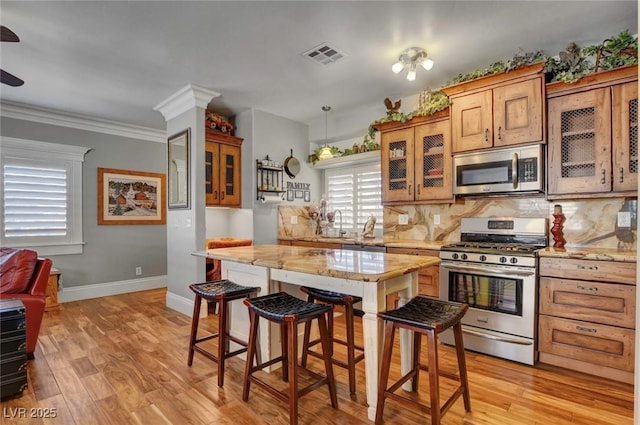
[1, 1, 637, 133]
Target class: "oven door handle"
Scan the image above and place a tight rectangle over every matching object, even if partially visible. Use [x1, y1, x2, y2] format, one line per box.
[462, 327, 533, 345]
[440, 262, 535, 277]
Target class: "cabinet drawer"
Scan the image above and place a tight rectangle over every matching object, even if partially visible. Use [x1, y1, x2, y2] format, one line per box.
[387, 247, 440, 297]
[539, 257, 636, 285]
[0, 354, 28, 376]
[540, 277, 635, 328]
[0, 333, 27, 359]
[538, 315, 635, 372]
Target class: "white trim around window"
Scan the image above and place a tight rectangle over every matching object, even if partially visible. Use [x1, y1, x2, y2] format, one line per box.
[0, 137, 91, 255]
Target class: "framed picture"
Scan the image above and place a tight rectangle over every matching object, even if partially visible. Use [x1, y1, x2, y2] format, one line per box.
[304, 191, 311, 202]
[287, 189, 294, 201]
[98, 168, 166, 225]
[295, 190, 304, 199]
[168, 129, 190, 209]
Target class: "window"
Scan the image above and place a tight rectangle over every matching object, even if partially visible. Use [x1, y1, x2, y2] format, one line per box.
[324, 163, 383, 234]
[0, 137, 90, 255]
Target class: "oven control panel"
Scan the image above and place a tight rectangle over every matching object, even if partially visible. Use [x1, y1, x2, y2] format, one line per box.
[440, 250, 536, 268]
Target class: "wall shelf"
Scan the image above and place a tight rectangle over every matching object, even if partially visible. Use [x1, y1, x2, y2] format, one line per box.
[310, 150, 380, 170]
[256, 159, 285, 202]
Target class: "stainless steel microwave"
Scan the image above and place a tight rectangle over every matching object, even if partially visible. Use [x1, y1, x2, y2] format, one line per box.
[453, 144, 544, 196]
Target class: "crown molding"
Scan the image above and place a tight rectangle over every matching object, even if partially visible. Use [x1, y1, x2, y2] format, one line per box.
[0, 101, 166, 143]
[153, 84, 221, 122]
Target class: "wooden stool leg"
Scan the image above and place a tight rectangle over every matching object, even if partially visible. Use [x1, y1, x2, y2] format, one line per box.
[317, 313, 338, 408]
[287, 318, 299, 425]
[412, 332, 422, 392]
[187, 295, 202, 366]
[217, 297, 228, 387]
[301, 320, 312, 368]
[281, 322, 289, 382]
[345, 303, 356, 395]
[426, 329, 440, 425]
[242, 308, 259, 401]
[375, 321, 396, 425]
[453, 322, 471, 411]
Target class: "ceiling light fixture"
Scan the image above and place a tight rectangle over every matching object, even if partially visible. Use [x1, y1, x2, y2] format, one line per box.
[318, 106, 333, 160]
[392, 47, 434, 81]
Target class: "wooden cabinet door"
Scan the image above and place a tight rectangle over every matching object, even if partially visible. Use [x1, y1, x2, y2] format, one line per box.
[493, 78, 543, 147]
[386, 247, 440, 297]
[205, 141, 220, 205]
[381, 128, 415, 203]
[547, 88, 612, 195]
[219, 143, 241, 207]
[451, 90, 492, 152]
[414, 120, 452, 202]
[612, 81, 638, 192]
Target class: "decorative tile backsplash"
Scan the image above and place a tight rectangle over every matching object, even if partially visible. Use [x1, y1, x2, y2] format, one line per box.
[278, 196, 637, 250]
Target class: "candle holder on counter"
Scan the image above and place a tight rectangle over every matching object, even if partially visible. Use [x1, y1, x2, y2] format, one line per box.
[551, 204, 566, 249]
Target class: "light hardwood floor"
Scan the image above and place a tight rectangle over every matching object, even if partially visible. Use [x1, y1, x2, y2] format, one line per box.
[1, 288, 634, 424]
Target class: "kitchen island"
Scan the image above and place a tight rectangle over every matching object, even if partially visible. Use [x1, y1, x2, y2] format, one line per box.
[192, 244, 440, 421]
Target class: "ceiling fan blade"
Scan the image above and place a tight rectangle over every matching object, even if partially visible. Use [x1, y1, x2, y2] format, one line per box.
[1, 69, 24, 87]
[0, 26, 20, 42]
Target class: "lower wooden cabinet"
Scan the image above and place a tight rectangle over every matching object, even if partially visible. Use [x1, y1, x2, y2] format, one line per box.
[386, 247, 440, 310]
[538, 257, 636, 384]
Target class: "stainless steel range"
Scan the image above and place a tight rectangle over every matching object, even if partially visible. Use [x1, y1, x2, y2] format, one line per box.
[439, 217, 548, 365]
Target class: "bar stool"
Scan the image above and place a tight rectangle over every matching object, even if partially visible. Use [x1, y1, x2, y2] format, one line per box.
[375, 295, 471, 425]
[300, 286, 365, 395]
[242, 292, 338, 425]
[187, 280, 259, 387]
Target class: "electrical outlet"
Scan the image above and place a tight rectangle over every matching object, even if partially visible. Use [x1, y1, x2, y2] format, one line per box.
[135, 266, 142, 276]
[291, 216, 298, 225]
[398, 214, 409, 225]
[618, 211, 631, 227]
[434, 214, 441, 225]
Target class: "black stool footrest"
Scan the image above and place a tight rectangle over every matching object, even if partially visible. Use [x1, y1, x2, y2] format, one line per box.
[247, 292, 331, 322]
[302, 287, 362, 305]
[190, 280, 259, 301]
[379, 296, 468, 332]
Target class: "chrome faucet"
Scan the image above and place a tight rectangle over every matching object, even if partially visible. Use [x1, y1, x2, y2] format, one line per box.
[334, 209, 346, 237]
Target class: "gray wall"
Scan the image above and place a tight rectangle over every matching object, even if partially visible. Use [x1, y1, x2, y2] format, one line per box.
[1, 116, 167, 288]
[240, 109, 319, 245]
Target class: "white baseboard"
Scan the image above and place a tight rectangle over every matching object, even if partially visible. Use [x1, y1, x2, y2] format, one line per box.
[166, 290, 198, 317]
[58, 275, 168, 303]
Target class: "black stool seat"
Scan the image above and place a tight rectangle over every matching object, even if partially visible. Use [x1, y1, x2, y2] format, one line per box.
[243, 292, 338, 425]
[187, 279, 259, 388]
[376, 296, 471, 425]
[379, 296, 467, 332]
[301, 286, 365, 396]
[301, 287, 362, 305]
[247, 292, 332, 321]
[190, 280, 259, 301]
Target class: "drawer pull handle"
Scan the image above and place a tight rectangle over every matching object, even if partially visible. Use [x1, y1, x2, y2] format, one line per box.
[576, 285, 598, 292]
[577, 265, 598, 271]
[576, 326, 597, 333]
[17, 321, 26, 329]
[18, 342, 27, 351]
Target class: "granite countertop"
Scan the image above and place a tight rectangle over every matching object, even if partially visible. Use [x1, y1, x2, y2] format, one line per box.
[538, 247, 637, 262]
[280, 236, 447, 250]
[193, 244, 440, 282]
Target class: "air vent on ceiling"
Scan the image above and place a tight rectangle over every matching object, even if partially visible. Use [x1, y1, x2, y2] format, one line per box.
[302, 43, 346, 65]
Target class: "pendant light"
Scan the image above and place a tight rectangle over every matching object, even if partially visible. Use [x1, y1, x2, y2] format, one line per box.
[318, 106, 333, 160]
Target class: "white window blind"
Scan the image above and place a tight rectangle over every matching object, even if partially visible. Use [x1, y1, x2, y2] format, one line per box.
[3, 165, 68, 237]
[325, 163, 383, 234]
[0, 138, 90, 255]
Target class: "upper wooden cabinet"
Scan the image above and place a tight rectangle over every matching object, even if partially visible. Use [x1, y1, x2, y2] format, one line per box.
[442, 63, 545, 153]
[376, 111, 453, 205]
[205, 129, 243, 207]
[546, 65, 638, 198]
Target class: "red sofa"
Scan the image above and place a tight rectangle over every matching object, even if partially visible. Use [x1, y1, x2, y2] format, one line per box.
[0, 247, 52, 357]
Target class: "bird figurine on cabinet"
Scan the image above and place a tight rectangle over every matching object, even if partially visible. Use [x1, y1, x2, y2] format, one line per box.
[384, 97, 401, 115]
[362, 215, 376, 238]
